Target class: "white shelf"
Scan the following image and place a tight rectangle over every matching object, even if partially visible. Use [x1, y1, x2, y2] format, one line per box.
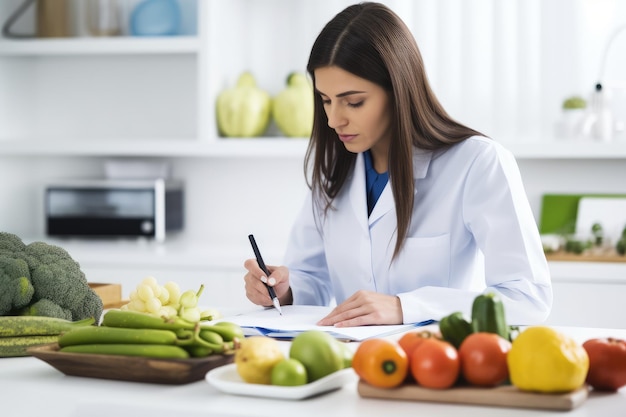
[3, 136, 626, 159]
[505, 140, 626, 159]
[0, 36, 200, 56]
[0, 137, 310, 158]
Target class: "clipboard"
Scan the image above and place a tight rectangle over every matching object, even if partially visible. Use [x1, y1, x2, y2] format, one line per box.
[217, 305, 433, 342]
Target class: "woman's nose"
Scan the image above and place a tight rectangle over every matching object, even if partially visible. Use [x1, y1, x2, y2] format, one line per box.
[326, 105, 346, 129]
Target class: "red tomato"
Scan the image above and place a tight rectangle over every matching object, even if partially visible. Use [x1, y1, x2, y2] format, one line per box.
[398, 330, 439, 362]
[458, 332, 511, 387]
[583, 337, 626, 391]
[410, 338, 460, 389]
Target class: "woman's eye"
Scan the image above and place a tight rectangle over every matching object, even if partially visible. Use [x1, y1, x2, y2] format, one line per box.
[321, 98, 331, 105]
[348, 101, 364, 108]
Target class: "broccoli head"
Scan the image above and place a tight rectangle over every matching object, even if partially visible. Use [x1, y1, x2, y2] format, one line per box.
[20, 298, 72, 321]
[0, 232, 26, 257]
[71, 289, 104, 323]
[0, 233, 104, 322]
[0, 257, 35, 315]
[25, 241, 90, 312]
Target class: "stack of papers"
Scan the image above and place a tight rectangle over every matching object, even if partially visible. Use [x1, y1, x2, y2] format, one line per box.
[218, 305, 433, 342]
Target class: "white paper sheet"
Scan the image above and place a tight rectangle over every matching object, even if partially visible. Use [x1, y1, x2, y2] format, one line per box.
[217, 305, 433, 341]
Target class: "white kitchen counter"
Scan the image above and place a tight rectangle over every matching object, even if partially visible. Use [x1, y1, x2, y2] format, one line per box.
[34, 236, 626, 284]
[2, 326, 626, 417]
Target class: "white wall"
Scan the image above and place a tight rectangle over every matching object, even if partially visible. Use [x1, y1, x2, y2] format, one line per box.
[2, 0, 626, 259]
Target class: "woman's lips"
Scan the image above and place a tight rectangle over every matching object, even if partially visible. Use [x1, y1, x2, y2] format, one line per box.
[338, 134, 357, 142]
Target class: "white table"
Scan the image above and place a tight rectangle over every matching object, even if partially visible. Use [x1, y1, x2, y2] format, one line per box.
[2, 326, 626, 417]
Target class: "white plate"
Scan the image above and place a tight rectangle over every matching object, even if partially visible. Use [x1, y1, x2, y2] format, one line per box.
[206, 364, 357, 400]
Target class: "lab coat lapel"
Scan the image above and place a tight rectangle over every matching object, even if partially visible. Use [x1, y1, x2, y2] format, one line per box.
[351, 149, 434, 227]
[349, 153, 369, 232]
[368, 184, 393, 224]
[412, 147, 433, 181]
[368, 147, 433, 224]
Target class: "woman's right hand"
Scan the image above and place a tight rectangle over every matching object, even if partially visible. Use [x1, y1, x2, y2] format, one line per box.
[243, 259, 293, 307]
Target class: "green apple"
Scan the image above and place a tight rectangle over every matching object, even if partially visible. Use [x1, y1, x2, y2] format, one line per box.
[289, 330, 344, 381]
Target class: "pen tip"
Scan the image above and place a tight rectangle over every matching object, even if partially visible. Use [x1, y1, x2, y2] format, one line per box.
[273, 298, 283, 315]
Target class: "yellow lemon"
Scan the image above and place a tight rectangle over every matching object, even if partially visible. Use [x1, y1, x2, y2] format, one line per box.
[234, 336, 285, 385]
[507, 326, 589, 393]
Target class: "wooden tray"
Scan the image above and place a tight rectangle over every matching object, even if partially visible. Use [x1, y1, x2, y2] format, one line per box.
[89, 283, 123, 308]
[357, 381, 588, 411]
[28, 343, 234, 385]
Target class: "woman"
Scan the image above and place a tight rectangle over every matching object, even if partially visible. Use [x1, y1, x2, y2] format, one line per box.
[243, 2, 552, 327]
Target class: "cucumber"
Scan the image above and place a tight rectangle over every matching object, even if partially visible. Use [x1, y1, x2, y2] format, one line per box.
[0, 316, 95, 337]
[58, 326, 178, 347]
[0, 335, 59, 357]
[471, 292, 509, 340]
[59, 344, 190, 359]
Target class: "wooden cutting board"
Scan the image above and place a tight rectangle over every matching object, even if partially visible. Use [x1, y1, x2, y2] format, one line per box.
[357, 381, 588, 411]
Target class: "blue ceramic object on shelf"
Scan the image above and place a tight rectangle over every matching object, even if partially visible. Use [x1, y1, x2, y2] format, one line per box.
[130, 0, 181, 36]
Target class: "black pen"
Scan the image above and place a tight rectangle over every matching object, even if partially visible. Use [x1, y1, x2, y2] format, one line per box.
[248, 234, 283, 315]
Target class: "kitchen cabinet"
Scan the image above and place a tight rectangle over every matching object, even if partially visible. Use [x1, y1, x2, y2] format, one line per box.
[545, 261, 626, 328]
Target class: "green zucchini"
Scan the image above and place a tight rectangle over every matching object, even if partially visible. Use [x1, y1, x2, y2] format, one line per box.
[58, 326, 178, 347]
[471, 292, 509, 340]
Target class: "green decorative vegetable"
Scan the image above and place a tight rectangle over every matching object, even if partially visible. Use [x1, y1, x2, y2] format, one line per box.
[562, 96, 587, 110]
[272, 72, 314, 137]
[471, 292, 509, 341]
[439, 311, 473, 349]
[216, 72, 271, 137]
[616, 226, 626, 255]
[0, 232, 103, 321]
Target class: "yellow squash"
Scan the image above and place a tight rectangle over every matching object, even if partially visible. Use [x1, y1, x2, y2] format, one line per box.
[507, 326, 589, 393]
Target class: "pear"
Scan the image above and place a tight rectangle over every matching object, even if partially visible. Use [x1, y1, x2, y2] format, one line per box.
[235, 336, 285, 384]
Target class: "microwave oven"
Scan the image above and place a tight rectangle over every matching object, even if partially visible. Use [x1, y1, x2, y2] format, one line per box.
[45, 179, 184, 241]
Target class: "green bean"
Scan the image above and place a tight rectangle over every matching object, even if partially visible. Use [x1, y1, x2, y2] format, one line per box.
[60, 344, 190, 359]
[58, 326, 178, 347]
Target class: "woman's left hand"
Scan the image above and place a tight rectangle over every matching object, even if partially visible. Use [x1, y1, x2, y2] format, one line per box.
[316, 290, 403, 327]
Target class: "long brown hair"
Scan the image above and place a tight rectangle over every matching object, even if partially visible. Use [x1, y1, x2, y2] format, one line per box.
[305, 2, 483, 259]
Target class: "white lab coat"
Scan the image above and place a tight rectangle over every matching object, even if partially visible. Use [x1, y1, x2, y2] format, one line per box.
[283, 136, 552, 325]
